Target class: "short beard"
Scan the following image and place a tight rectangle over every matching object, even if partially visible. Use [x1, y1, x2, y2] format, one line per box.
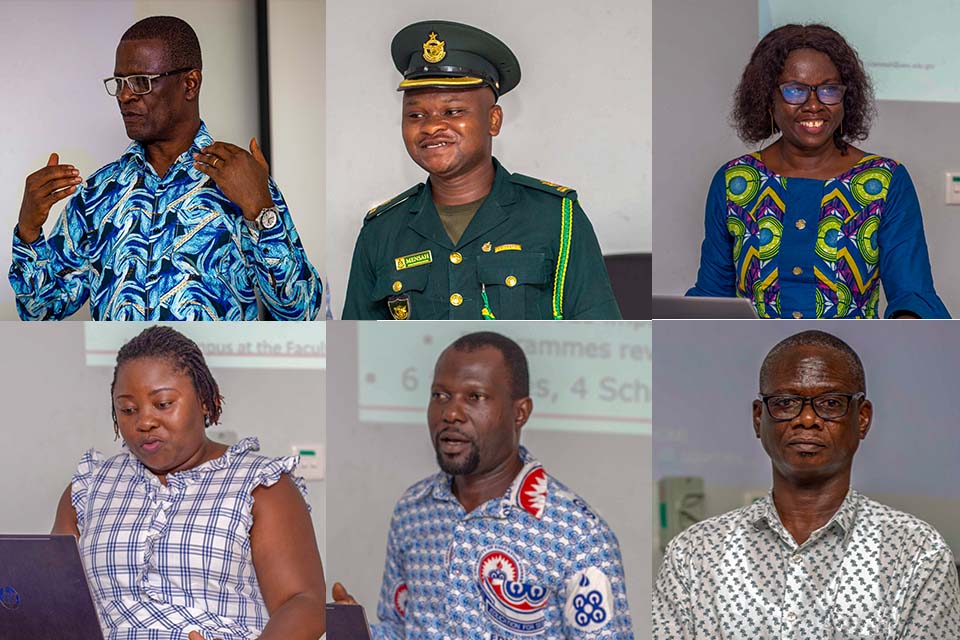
[436, 441, 481, 476]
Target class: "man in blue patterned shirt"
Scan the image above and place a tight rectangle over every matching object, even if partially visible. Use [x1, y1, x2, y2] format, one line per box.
[9, 16, 321, 320]
[333, 331, 634, 638]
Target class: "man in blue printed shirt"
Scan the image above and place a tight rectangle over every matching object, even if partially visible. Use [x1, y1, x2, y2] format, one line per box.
[333, 331, 634, 638]
[9, 16, 321, 320]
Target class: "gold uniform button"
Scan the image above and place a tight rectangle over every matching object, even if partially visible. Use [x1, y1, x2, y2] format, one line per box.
[792, 311, 803, 319]
[505, 275, 518, 287]
[392, 280, 402, 292]
[450, 293, 463, 306]
[792, 266, 803, 276]
[449, 252, 463, 264]
[796, 219, 806, 230]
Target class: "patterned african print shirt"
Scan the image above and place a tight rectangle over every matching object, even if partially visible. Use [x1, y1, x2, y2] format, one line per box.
[652, 489, 960, 639]
[72, 437, 307, 640]
[373, 447, 634, 639]
[688, 153, 949, 319]
[9, 122, 321, 320]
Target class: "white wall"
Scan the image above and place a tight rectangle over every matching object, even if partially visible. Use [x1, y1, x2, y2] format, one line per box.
[0, 322, 326, 565]
[652, 0, 960, 317]
[326, 0, 652, 316]
[0, 1, 313, 319]
[326, 321, 651, 638]
[268, 0, 327, 309]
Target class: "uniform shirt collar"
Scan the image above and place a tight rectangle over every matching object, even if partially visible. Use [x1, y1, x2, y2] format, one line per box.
[748, 487, 862, 547]
[409, 156, 512, 214]
[427, 445, 548, 519]
[119, 120, 213, 182]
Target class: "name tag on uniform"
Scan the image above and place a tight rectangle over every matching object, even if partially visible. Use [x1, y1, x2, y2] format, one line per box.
[395, 250, 433, 271]
[495, 243, 522, 253]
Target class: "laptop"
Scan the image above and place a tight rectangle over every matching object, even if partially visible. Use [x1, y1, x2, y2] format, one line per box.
[653, 295, 758, 319]
[327, 602, 373, 640]
[0, 534, 104, 640]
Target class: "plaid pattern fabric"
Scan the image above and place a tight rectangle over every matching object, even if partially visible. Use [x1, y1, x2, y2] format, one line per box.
[71, 437, 307, 640]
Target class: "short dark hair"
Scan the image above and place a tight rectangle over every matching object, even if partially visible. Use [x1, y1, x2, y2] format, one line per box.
[111, 326, 222, 438]
[760, 330, 866, 393]
[120, 16, 202, 70]
[732, 23, 874, 153]
[447, 331, 529, 399]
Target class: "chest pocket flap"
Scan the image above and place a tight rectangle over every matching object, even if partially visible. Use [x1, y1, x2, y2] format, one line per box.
[372, 265, 430, 301]
[477, 252, 551, 287]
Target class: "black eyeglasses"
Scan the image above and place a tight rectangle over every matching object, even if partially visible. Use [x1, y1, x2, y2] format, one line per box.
[758, 392, 864, 421]
[778, 82, 847, 106]
[103, 67, 193, 96]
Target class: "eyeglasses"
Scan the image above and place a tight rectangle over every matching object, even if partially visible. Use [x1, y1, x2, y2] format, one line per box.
[103, 67, 193, 96]
[758, 392, 864, 421]
[778, 82, 847, 106]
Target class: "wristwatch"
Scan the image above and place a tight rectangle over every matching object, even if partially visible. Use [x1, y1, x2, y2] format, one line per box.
[245, 205, 280, 231]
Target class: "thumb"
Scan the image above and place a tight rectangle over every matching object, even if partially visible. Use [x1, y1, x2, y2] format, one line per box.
[187, 632, 205, 640]
[249, 137, 268, 172]
[332, 582, 356, 603]
[47, 152, 59, 167]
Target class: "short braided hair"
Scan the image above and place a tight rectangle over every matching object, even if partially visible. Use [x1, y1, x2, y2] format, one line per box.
[120, 16, 202, 70]
[111, 326, 222, 438]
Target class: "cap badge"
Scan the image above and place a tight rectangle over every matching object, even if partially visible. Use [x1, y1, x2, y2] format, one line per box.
[422, 31, 446, 63]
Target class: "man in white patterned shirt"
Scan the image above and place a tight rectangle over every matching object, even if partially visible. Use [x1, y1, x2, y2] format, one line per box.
[653, 329, 960, 640]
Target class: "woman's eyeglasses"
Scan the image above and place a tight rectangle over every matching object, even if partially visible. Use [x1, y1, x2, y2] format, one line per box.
[778, 82, 847, 106]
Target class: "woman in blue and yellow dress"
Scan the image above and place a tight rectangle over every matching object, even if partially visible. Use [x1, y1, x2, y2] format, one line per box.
[688, 23, 949, 319]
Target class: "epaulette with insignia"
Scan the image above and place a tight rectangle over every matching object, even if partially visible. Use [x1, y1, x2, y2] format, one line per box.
[510, 173, 578, 200]
[364, 184, 423, 223]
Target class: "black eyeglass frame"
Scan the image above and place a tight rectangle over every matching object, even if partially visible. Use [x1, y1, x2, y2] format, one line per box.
[103, 67, 195, 96]
[777, 82, 848, 106]
[757, 392, 865, 421]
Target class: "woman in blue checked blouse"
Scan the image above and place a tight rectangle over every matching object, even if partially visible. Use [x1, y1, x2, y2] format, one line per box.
[51, 326, 325, 640]
[688, 24, 949, 319]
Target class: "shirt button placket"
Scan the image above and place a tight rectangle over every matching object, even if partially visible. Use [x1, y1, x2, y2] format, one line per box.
[784, 551, 805, 635]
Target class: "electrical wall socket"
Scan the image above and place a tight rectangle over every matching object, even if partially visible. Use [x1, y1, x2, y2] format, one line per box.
[292, 444, 325, 481]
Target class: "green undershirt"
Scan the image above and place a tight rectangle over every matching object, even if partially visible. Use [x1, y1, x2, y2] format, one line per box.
[435, 197, 485, 245]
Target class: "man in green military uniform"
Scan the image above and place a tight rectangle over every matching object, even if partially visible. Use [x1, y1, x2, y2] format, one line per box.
[342, 20, 621, 320]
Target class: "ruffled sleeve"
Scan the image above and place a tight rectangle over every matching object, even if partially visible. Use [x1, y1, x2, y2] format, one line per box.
[253, 454, 310, 510]
[71, 448, 104, 532]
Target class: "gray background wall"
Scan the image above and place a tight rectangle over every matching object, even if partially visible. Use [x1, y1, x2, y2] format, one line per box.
[652, 0, 960, 316]
[325, 0, 652, 316]
[326, 321, 651, 638]
[652, 320, 960, 575]
[0, 322, 326, 566]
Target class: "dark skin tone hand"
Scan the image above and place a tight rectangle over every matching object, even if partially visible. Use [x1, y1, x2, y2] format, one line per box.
[193, 138, 274, 220]
[401, 87, 503, 206]
[752, 344, 872, 544]
[16, 153, 83, 243]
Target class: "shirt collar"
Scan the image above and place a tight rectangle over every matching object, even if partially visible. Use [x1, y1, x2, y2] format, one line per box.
[748, 487, 862, 545]
[427, 445, 549, 519]
[127, 434, 260, 489]
[119, 120, 214, 181]
[408, 157, 512, 214]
